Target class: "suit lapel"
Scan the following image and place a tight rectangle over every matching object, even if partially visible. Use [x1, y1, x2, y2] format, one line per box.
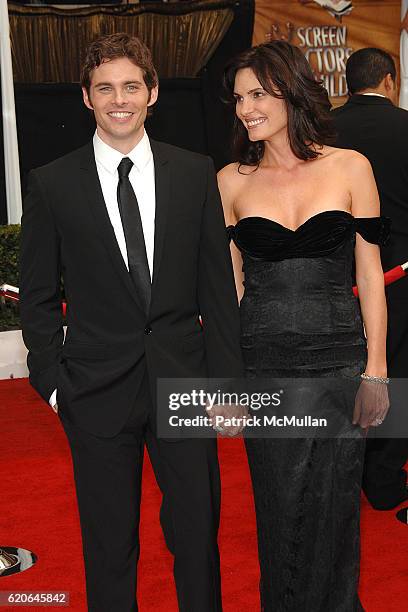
[150, 139, 170, 291]
[79, 143, 142, 310]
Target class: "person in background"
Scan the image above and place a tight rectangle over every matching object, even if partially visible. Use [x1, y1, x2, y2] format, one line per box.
[333, 47, 408, 511]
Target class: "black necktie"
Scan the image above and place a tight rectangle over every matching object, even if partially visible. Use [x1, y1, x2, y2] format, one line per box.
[117, 157, 151, 315]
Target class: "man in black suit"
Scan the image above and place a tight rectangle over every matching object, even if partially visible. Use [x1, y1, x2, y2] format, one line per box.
[333, 47, 408, 510]
[19, 33, 243, 611]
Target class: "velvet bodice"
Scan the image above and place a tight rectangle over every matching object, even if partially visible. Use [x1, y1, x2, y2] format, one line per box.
[228, 211, 390, 347]
[227, 211, 390, 261]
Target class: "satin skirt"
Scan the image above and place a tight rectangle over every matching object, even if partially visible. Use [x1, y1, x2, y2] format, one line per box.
[244, 345, 366, 612]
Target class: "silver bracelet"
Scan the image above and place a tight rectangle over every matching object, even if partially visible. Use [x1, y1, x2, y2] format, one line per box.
[361, 372, 390, 385]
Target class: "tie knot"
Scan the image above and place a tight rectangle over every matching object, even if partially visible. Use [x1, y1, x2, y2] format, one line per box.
[118, 157, 134, 178]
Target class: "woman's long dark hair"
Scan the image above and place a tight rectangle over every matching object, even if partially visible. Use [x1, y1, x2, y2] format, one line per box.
[223, 41, 336, 166]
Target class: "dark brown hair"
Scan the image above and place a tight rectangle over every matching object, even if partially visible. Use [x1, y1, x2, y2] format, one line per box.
[223, 41, 336, 167]
[81, 32, 158, 97]
[346, 47, 396, 94]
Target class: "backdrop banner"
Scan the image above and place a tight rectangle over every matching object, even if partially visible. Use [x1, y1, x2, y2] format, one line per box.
[253, 0, 401, 107]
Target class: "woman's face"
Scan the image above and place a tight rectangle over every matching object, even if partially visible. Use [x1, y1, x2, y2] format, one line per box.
[234, 67, 288, 142]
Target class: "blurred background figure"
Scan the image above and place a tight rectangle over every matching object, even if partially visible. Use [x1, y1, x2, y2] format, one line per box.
[333, 47, 408, 510]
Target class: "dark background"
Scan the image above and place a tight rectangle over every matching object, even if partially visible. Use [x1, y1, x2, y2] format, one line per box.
[0, 0, 254, 224]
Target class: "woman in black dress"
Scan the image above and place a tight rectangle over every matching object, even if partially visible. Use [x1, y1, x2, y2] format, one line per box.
[218, 42, 390, 611]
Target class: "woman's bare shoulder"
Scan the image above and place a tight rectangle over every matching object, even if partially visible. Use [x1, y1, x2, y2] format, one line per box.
[217, 162, 250, 199]
[218, 161, 259, 187]
[318, 147, 373, 186]
[323, 145, 371, 169]
[217, 162, 241, 183]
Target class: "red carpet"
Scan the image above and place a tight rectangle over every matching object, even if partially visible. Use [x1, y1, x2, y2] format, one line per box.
[0, 378, 407, 611]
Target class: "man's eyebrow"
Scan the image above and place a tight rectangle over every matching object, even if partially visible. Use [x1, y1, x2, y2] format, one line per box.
[93, 80, 144, 87]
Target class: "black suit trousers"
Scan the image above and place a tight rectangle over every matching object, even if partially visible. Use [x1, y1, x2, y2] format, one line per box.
[60, 375, 222, 612]
[333, 96, 408, 508]
[362, 283, 408, 510]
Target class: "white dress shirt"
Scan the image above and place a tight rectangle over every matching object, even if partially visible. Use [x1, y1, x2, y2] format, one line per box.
[361, 93, 387, 98]
[50, 130, 156, 408]
[93, 129, 156, 277]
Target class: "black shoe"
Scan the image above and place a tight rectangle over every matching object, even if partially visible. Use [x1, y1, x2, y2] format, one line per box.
[396, 506, 408, 525]
[368, 486, 408, 511]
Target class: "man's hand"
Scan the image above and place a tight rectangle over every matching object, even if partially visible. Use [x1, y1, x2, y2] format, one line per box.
[52, 402, 59, 414]
[206, 403, 248, 437]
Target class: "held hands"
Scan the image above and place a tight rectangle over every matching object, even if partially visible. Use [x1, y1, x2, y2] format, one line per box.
[352, 379, 390, 430]
[206, 403, 249, 437]
[52, 402, 59, 414]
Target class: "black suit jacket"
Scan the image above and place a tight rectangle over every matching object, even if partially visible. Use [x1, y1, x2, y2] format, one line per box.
[20, 139, 243, 436]
[333, 95, 408, 376]
[332, 95, 408, 271]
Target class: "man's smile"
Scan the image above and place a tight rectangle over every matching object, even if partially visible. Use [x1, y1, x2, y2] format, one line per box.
[108, 111, 133, 120]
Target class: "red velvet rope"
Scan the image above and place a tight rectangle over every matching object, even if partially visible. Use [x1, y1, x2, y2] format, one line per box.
[352, 264, 407, 297]
[1, 265, 407, 310]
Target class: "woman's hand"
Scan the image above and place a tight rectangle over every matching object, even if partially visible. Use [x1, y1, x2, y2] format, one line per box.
[352, 380, 390, 429]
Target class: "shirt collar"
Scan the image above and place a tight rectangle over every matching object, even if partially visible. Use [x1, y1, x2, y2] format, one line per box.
[361, 92, 387, 98]
[93, 129, 152, 176]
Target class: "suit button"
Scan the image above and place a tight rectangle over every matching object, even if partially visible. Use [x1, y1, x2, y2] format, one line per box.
[144, 326, 152, 335]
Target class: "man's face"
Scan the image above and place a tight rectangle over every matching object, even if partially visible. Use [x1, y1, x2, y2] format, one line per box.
[82, 57, 158, 152]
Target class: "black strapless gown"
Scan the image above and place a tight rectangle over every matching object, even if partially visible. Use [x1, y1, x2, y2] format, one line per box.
[228, 211, 390, 612]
